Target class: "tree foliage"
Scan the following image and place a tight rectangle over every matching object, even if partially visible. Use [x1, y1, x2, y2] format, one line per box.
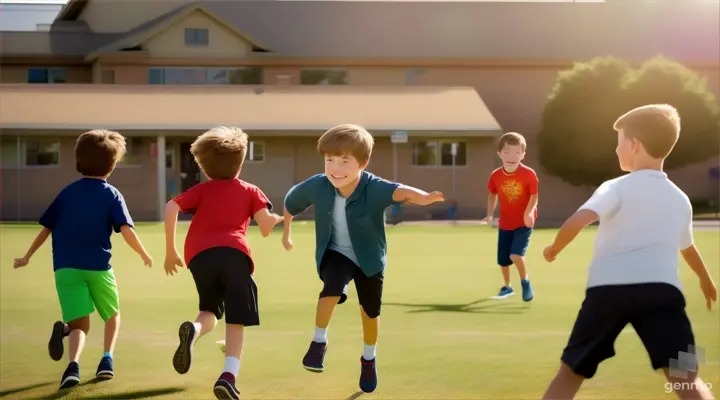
[537, 56, 720, 187]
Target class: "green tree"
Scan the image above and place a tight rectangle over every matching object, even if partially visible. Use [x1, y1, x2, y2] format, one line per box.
[538, 56, 720, 187]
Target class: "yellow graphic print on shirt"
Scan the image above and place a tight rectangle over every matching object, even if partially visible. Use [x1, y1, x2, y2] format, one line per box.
[501, 179, 524, 204]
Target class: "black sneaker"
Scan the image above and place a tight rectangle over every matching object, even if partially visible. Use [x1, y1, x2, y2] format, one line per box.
[302, 341, 327, 372]
[59, 361, 80, 390]
[48, 321, 65, 361]
[173, 321, 196, 374]
[213, 372, 240, 399]
[95, 356, 114, 380]
[359, 357, 378, 393]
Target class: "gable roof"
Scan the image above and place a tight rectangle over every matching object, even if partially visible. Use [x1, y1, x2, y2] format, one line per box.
[84, 3, 268, 61]
[6, 1, 720, 62]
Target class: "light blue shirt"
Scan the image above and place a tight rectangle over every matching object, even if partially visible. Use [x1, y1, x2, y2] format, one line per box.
[328, 193, 360, 266]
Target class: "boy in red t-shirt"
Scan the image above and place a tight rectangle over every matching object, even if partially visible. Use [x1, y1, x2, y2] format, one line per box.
[485, 132, 539, 302]
[163, 127, 283, 400]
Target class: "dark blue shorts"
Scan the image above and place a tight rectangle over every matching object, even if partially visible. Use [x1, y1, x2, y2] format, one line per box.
[497, 227, 532, 267]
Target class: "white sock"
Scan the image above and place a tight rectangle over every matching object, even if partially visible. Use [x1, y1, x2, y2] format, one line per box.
[192, 322, 202, 344]
[223, 356, 241, 377]
[313, 327, 328, 343]
[363, 344, 376, 360]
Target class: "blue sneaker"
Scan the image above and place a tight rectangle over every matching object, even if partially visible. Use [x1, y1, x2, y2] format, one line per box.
[96, 356, 114, 380]
[302, 341, 327, 372]
[521, 279, 534, 302]
[494, 286, 514, 299]
[59, 361, 80, 390]
[359, 357, 378, 393]
[48, 321, 65, 361]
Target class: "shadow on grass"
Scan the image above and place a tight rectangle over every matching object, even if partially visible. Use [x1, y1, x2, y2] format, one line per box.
[345, 391, 364, 400]
[384, 298, 529, 314]
[28, 387, 185, 400]
[0, 382, 53, 398]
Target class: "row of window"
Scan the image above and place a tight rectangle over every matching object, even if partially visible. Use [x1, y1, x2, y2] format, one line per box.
[0, 139, 267, 168]
[2, 139, 465, 168]
[26, 67, 424, 85]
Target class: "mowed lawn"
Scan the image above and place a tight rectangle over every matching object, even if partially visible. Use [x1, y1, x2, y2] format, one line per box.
[1, 223, 718, 400]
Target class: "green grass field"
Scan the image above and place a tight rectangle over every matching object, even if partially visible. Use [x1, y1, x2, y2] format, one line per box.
[1, 223, 718, 400]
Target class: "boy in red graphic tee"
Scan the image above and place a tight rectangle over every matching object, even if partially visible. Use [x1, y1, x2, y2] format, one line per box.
[485, 132, 539, 302]
[163, 127, 282, 400]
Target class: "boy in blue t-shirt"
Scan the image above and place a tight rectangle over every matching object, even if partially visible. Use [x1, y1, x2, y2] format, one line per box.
[14, 130, 152, 390]
[283, 124, 445, 394]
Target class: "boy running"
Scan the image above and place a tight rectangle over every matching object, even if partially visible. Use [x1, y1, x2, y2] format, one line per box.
[484, 132, 538, 301]
[541, 104, 717, 400]
[282, 124, 445, 393]
[13, 129, 152, 389]
[163, 127, 283, 400]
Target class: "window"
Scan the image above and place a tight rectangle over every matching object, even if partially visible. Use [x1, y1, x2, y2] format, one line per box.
[300, 69, 348, 85]
[27, 68, 66, 84]
[412, 141, 467, 167]
[246, 141, 265, 162]
[207, 67, 263, 85]
[118, 138, 142, 166]
[185, 28, 209, 46]
[149, 67, 263, 85]
[24, 139, 60, 166]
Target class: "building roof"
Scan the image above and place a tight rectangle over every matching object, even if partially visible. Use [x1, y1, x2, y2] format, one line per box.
[0, 84, 501, 133]
[3, 1, 718, 61]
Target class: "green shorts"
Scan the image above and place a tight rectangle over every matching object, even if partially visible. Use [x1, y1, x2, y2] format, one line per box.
[54, 268, 119, 323]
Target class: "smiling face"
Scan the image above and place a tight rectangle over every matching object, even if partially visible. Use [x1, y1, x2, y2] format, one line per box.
[498, 143, 525, 173]
[324, 153, 367, 192]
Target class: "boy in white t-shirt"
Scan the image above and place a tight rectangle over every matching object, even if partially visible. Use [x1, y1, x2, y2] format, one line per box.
[540, 104, 717, 400]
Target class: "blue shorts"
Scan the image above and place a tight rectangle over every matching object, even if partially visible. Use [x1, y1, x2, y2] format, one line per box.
[497, 227, 532, 267]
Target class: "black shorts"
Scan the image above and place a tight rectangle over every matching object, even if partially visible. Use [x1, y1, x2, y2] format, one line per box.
[319, 250, 384, 319]
[188, 247, 259, 326]
[561, 283, 696, 379]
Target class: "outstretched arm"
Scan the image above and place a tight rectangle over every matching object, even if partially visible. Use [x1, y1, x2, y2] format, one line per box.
[14, 228, 51, 268]
[120, 225, 152, 267]
[392, 185, 444, 206]
[254, 208, 283, 237]
[282, 208, 294, 251]
[546, 209, 598, 256]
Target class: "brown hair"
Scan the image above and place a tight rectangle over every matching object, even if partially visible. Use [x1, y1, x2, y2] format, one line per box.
[497, 132, 527, 152]
[191, 126, 248, 180]
[75, 129, 126, 177]
[317, 124, 375, 163]
[613, 104, 681, 159]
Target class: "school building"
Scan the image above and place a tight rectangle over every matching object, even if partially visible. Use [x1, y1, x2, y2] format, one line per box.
[0, 0, 718, 223]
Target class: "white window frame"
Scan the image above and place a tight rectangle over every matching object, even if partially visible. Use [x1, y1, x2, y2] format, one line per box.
[412, 140, 468, 168]
[21, 138, 61, 169]
[246, 141, 265, 163]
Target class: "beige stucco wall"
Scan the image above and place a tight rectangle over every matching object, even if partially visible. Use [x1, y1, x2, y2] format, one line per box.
[142, 10, 253, 59]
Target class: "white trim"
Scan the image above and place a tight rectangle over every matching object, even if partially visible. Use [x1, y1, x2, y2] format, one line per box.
[245, 140, 266, 163]
[0, 123, 502, 134]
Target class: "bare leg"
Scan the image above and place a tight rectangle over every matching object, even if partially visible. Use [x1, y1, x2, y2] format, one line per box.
[194, 311, 218, 339]
[360, 307, 379, 355]
[103, 313, 119, 355]
[67, 316, 90, 363]
[510, 255, 528, 280]
[316, 296, 340, 330]
[501, 266, 511, 287]
[542, 363, 585, 400]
